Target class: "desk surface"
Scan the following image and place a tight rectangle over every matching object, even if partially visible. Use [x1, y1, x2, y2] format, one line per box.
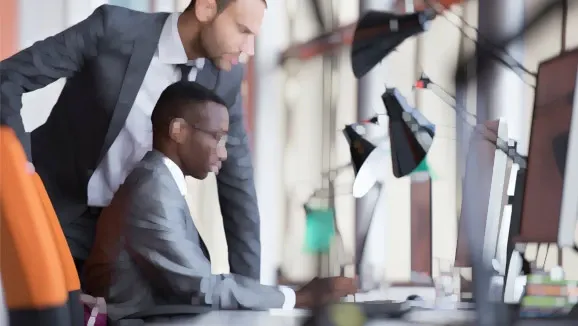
[144, 309, 476, 326]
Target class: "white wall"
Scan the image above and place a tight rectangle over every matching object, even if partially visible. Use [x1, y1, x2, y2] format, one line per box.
[19, 0, 67, 131]
[252, 0, 289, 285]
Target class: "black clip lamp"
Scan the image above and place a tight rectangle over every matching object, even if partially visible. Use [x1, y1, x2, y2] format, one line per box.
[303, 93, 436, 326]
[343, 88, 436, 198]
[342, 118, 388, 198]
[383, 88, 435, 178]
[351, 9, 436, 79]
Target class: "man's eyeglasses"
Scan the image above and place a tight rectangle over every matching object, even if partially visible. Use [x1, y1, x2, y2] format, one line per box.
[187, 123, 228, 148]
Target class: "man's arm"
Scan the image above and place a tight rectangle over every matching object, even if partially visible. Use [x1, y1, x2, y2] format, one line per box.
[0, 6, 106, 159]
[125, 177, 290, 310]
[216, 82, 261, 279]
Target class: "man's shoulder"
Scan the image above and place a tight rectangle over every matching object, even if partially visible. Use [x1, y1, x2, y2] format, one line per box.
[94, 4, 165, 38]
[122, 157, 168, 192]
[96, 4, 155, 19]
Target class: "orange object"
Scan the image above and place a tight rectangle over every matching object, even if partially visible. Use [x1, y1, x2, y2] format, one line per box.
[0, 126, 69, 324]
[32, 172, 84, 324]
[32, 173, 81, 293]
[0, 0, 17, 60]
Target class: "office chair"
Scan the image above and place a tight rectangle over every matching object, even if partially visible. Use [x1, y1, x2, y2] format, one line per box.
[33, 172, 84, 325]
[0, 126, 71, 325]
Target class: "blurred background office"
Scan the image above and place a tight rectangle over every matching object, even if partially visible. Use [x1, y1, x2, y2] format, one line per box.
[1, 0, 578, 287]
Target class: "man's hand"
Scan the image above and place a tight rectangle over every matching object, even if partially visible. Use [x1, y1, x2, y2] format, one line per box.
[295, 277, 357, 308]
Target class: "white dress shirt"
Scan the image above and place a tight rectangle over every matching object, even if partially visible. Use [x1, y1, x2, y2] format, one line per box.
[87, 12, 204, 207]
[161, 155, 296, 310]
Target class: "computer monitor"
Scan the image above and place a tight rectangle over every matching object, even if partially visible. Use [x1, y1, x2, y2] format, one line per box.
[455, 119, 510, 268]
[558, 67, 578, 249]
[486, 121, 512, 274]
[518, 49, 578, 244]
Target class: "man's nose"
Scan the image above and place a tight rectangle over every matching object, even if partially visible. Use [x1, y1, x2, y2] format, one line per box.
[217, 146, 228, 161]
[242, 35, 255, 57]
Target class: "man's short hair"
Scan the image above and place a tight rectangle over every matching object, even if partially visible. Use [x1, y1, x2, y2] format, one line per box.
[151, 81, 227, 135]
[187, 0, 267, 12]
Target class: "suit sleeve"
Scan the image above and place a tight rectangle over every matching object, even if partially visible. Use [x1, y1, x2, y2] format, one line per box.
[0, 5, 106, 160]
[125, 176, 284, 310]
[216, 73, 261, 280]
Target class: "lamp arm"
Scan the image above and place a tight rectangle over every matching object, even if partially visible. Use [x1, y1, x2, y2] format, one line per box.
[419, 79, 528, 168]
[453, 0, 565, 88]
[321, 163, 353, 178]
[305, 163, 353, 205]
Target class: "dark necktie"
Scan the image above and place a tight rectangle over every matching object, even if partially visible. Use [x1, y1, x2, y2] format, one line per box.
[179, 64, 193, 82]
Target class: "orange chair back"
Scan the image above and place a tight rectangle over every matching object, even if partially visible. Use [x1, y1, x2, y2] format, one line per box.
[32, 172, 84, 324]
[32, 173, 81, 292]
[0, 126, 70, 325]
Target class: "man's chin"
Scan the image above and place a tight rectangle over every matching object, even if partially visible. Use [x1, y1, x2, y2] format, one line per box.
[215, 61, 232, 71]
[209, 57, 236, 71]
[210, 166, 221, 175]
[192, 171, 209, 180]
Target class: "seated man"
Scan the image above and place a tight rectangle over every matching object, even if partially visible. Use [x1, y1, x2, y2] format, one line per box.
[83, 81, 356, 320]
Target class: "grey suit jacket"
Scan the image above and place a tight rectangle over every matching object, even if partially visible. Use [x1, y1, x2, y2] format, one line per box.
[83, 151, 284, 321]
[0, 4, 260, 277]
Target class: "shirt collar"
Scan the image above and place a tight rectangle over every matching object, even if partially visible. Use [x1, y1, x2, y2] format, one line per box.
[158, 12, 205, 69]
[161, 156, 187, 196]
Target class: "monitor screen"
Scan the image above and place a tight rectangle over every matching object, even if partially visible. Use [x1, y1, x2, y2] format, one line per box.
[518, 49, 578, 243]
[558, 67, 578, 248]
[487, 120, 512, 274]
[455, 120, 500, 267]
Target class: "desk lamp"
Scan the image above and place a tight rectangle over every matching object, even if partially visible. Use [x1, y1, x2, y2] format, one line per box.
[383, 88, 435, 178]
[303, 91, 437, 326]
[342, 121, 385, 199]
[343, 89, 436, 199]
[351, 9, 436, 78]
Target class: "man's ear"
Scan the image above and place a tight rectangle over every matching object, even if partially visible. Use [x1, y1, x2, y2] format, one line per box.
[169, 118, 188, 144]
[195, 0, 218, 23]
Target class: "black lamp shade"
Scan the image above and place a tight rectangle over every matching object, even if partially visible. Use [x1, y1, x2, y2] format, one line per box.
[343, 124, 389, 198]
[351, 9, 435, 79]
[343, 125, 376, 174]
[383, 88, 435, 178]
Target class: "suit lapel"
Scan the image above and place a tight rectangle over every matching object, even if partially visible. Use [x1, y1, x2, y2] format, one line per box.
[99, 14, 170, 162]
[145, 152, 200, 242]
[196, 60, 220, 91]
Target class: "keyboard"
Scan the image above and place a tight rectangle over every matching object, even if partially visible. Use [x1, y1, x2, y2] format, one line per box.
[356, 301, 413, 318]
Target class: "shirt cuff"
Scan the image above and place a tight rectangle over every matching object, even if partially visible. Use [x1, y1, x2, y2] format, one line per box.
[279, 286, 296, 309]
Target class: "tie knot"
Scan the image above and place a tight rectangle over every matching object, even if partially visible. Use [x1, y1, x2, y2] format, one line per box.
[179, 64, 194, 82]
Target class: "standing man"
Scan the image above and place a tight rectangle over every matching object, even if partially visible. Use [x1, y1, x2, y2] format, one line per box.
[0, 0, 264, 280]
